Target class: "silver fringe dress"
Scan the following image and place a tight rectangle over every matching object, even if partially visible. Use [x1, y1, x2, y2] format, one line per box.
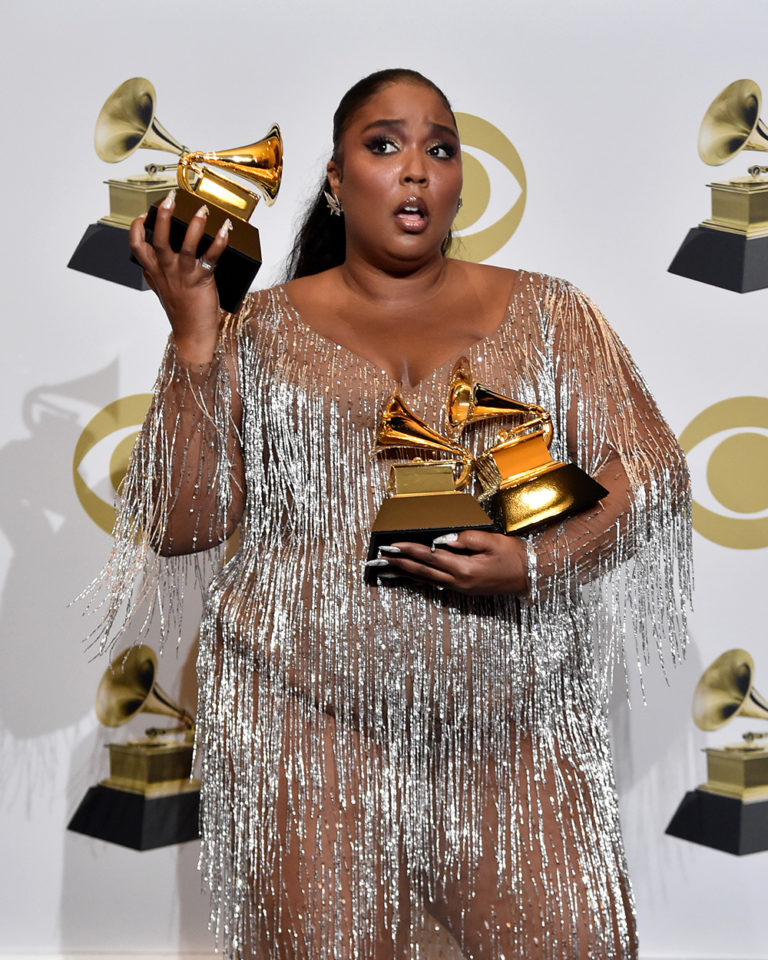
[87, 271, 692, 960]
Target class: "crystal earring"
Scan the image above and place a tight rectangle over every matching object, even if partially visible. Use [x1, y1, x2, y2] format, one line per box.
[324, 190, 343, 216]
[457, 197, 463, 210]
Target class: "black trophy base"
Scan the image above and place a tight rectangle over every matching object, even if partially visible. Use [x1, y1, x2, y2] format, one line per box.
[668, 226, 768, 292]
[366, 491, 496, 584]
[665, 788, 768, 855]
[490, 462, 609, 535]
[143, 188, 262, 313]
[68, 222, 151, 290]
[67, 784, 200, 851]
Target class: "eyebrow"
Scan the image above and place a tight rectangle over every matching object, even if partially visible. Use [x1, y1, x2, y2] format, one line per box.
[360, 118, 459, 139]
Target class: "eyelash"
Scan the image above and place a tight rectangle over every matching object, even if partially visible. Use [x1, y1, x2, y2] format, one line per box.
[365, 136, 457, 159]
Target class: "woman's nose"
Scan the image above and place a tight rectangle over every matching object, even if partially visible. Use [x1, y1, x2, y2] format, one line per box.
[400, 151, 428, 185]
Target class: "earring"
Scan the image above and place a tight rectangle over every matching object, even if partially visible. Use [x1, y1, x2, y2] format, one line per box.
[457, 197, 463, 210]
[324, 190, 343, 216]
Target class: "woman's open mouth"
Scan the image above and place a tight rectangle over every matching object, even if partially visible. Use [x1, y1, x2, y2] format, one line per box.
[394, 196, 429, 233]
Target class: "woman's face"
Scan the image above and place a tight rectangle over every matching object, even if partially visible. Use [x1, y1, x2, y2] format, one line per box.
[327, 80, 462, 268]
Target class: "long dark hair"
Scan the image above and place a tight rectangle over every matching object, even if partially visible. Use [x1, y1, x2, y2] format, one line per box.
[284, 69, 456, 280]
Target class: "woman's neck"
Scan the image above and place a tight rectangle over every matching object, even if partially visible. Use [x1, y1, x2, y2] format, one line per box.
[337, 249, 451, 310]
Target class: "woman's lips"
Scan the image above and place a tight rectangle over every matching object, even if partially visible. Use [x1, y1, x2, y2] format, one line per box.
[394, 197, 429, 233]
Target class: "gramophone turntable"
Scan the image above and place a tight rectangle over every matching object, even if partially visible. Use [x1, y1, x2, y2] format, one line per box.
[68, 77, 282, 312]
[68, 644, 200, 851]
[666, 648, 768, 855]
[669, 78, 768, 292]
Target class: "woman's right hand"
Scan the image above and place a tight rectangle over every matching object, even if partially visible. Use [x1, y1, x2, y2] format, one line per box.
[129, 189, 232, 365]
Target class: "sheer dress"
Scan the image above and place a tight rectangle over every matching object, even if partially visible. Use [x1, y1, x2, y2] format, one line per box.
[87, 270, 692, 959]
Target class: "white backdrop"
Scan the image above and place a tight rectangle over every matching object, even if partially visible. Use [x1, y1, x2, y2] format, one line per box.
[2, 1, 767, 957]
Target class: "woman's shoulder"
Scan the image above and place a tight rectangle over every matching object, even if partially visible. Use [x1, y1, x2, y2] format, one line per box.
[224, 282, 298, 337]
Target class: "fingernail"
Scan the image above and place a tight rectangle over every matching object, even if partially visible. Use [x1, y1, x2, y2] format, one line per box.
[194, 204, 210, 218]
[162, 189, 176, 209]
[377, 573, 400, 581]
[218, 218, 233, 238]
[378, 545, 401, 555]
[365, 558, 390, 567]
[432, 532, 459, 550]
[137, 212, 147, 222]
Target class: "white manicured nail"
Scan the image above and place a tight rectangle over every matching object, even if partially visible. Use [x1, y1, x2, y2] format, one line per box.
[378, 545, 401, 555]
[195, 204, 210, 218]
[162, 189, 176, 209]
[366, 558, 390, 567]
[431, 532, 459, 551]
[377, 573, 400, 581]
[218, 218, 233, 238]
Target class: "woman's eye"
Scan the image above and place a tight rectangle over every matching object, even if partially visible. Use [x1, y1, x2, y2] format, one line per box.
[428, 142, 457, 160]
[367, 137, 398, 155]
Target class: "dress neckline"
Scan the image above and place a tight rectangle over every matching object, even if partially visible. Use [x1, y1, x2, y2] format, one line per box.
[276, 276, 520, 390]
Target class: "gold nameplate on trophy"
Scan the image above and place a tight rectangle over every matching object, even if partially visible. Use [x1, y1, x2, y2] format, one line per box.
[699, 746, 768, 803]
[100, 174, 178, 228]
[446, 360, 608, 534]
[367, 393, 495, 581]
[69, 77, 283, 311]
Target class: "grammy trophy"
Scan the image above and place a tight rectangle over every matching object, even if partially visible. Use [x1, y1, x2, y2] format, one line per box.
[69, 77, 283, 312]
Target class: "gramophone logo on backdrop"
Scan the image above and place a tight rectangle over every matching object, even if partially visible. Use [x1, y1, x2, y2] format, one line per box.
[669, 78, 768, 292]
[454, 113, 526, 261]
[680, 396, 768, 549]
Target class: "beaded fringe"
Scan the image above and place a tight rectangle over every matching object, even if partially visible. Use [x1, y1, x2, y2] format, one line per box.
[82, 274, 692, 960]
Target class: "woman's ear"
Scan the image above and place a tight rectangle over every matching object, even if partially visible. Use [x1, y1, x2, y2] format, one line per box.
[326, 159, 342, 197]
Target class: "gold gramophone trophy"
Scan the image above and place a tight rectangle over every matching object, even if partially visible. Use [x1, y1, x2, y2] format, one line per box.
[366, 391, 495, 582]
[446, 360, 608, 534]
[666, 648, 768, 855]
[68, 77, 282, 312]
[669, 78, 768, 292]
[68, 644, 200, 851]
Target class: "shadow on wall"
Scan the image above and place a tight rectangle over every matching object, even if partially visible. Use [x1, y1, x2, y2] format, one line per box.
[0, 361, 125, 805]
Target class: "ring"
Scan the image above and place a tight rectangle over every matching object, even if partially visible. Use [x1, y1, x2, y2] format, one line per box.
[199, 258, 214, 272]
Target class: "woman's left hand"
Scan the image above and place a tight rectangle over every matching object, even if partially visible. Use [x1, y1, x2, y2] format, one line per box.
[370, 529, 530, 597]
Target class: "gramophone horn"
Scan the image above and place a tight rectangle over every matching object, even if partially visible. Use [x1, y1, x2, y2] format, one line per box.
[94, 76, 187, 163]
[179, 124, 283, 208]
[446, 359, 553, 446]
[374, 392, 474, 490]
[692, 648, 768, 731]
[698, 78, 768, 166]
[95, 644, 194, 730]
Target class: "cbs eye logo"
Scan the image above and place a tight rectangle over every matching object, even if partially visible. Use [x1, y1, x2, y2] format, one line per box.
[679, 396, 768, 550]
[73, 394, 153, 534]
[453, 113, 526, 262]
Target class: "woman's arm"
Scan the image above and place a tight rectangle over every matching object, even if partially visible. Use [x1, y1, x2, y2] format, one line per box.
[376, 280, 692, 614]
[81, 196, 247, 651]
[131, 335, 245, 557]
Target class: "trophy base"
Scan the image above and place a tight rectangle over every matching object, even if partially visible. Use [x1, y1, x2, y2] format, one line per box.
[67, 782, 200, 851]
[665, 788, 768, 856]
[487, 462, 609, 534]
[367, 491, 496, 584]
[143, 187, 262, 313]
[68, 221, 151, 290]
[668, 225, 768, 292]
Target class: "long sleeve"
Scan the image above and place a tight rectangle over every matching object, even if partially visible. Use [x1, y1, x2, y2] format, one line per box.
[81, 312, 245, 654]
[522, 279, 693, 689]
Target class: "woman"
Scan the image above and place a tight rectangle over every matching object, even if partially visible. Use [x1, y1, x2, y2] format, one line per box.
[92, 69, 692, 959]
